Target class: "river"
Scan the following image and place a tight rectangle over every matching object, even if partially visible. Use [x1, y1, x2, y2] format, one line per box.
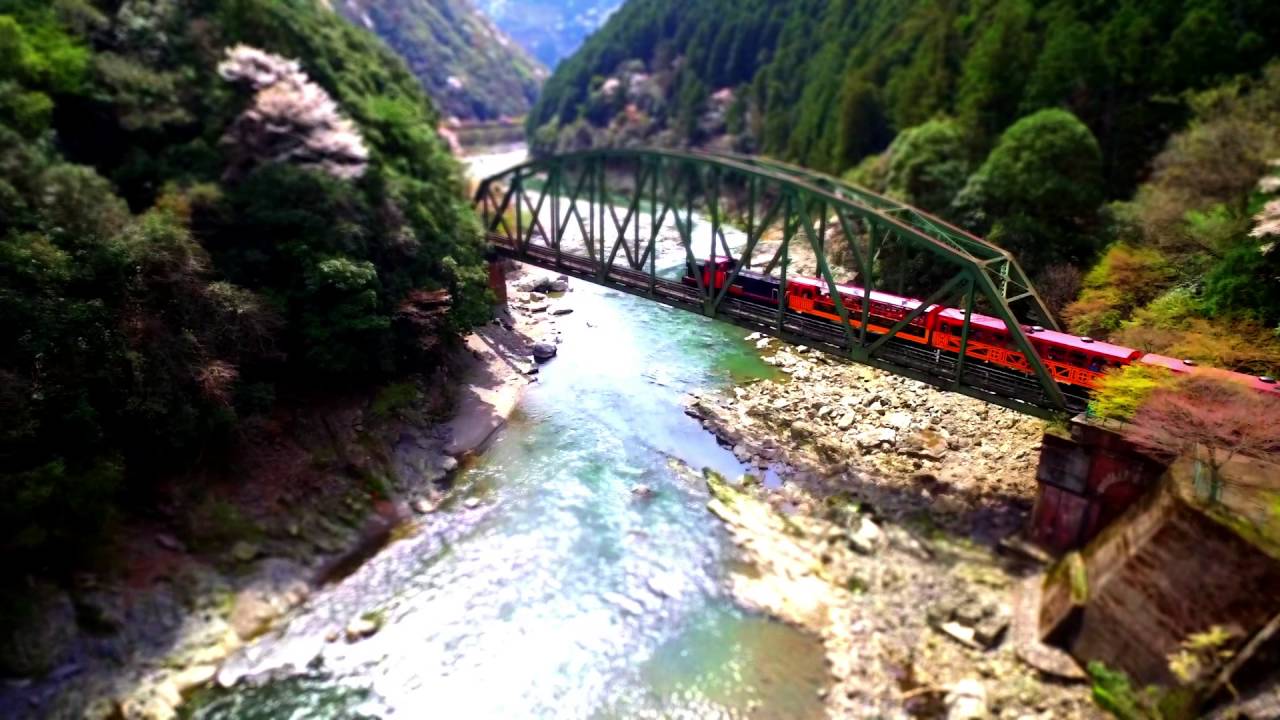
[184, 146, 829, 719]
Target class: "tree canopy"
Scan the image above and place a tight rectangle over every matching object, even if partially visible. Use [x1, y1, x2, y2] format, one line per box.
[0, 0, 486, 570]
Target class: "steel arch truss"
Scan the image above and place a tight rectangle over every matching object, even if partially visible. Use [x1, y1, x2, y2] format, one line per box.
[473, 148, 1069, 415]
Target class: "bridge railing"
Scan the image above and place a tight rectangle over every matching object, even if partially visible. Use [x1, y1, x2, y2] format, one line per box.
[473, 148, 1070, 414]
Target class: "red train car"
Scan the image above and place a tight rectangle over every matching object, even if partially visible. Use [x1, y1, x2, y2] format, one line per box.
[685, 257, 1280, 398]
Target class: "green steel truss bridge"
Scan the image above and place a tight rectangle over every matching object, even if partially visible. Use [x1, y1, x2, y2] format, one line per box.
[473, 148, 1077, 417]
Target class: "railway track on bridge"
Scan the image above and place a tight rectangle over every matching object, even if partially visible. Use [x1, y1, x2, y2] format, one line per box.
[492, 238, 1089, 415]
[470, 148, 1135, 415]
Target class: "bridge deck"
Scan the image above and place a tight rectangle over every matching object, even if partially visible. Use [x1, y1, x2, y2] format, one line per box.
[492, 237, 1086, 417]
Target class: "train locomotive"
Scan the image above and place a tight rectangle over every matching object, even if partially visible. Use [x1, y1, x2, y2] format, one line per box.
[683, 257, 1280, 400]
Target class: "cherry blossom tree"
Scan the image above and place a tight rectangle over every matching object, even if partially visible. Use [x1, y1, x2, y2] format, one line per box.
[217, 45, 369, 181]
[1125, 375, 1280, 484]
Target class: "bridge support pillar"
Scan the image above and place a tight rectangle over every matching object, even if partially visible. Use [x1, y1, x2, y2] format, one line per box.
[1027, 416, 1166, 555]
[487, 252, 508, 306]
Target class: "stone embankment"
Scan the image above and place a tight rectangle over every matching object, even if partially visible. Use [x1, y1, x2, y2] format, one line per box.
[1, 266, 568, 720]
[687, 336, 1102, 719]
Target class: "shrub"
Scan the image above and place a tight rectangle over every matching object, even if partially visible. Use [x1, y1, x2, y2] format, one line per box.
[1201, 241, 1280, 324]
[1087, 661, 1196, 720]
[1065, 244, 1174, 336]
[952, 109, 1104, 267]
[1089, 364, 1174, 422]
[1126, 375, 1280, 480]
[881, 117, 972, 214]
[1113, 317, 1280, 377]
[1036, 263, 1084, 320]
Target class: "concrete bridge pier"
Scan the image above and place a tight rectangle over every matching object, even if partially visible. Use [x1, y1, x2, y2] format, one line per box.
[1027, 416, 1167, 554]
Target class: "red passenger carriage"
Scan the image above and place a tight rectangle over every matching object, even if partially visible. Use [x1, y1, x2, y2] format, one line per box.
[684, 257, 1279, 398]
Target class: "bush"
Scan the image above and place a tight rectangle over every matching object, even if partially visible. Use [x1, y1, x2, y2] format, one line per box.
[1089, 364, 1174, 422]
[1065, 244, 1174, 336]
[881, 117, 972, 214]
[1113, 317, 1280, 377]
[1087, 661, 1195, 720]
[953, 109, 1104, 267]
[1201, 241, 1280, 323]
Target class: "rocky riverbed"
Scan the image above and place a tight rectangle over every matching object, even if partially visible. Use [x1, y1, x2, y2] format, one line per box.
[0, 266, 575, 720]
[685, 336, 1103, 718]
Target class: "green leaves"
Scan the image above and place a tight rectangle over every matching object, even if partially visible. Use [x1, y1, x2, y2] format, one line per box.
[882, 117, 972, 215]
[953, 109, 1104, 266]
[0, 0, 489, 570]
[0, 11, 88, 136]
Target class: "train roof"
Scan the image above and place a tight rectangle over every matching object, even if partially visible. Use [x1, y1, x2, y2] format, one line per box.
[1028, 327, 1142, 361]
[936, 306, 1141, 360]
[1141, 353, 1280, 396]
[787, 275, 927, 311]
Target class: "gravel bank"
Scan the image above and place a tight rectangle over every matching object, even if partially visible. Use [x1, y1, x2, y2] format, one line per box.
[686, 336, 1102, 719]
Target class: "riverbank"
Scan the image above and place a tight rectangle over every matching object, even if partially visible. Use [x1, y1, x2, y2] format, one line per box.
[686, 338, 1102, 718]
[0, 267, 572, 720]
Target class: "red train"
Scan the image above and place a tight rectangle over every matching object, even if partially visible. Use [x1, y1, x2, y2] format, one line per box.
[684, 257, 1280, 398]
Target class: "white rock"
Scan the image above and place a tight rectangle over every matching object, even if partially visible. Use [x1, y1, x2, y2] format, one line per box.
[344, 616, 379, 642]
[945, 678, 988, 720]
[884, 411, 913, 430]
[172, 665, 218, 694]
[848, 516, 884, 554]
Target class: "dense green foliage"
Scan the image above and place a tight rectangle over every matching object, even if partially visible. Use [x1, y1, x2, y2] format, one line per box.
[1066, 64, 1280, 374]
[952, 108, 1104, 268]
[1088, 365, 1174, 421]
[333, 0, 546, 121]
[1087, 661, 1196, 720]
[0, 0, 487, 570]
[878, 117, 973, 217]
[534, 0, 1280, 373]
[533, 0, 1280, 194]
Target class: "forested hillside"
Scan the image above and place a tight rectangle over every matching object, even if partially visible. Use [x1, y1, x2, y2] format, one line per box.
[0, 0, 489, 571]
[533, 0, 1280, 189]
[335, 0, 546, 121]
[532, 0, 1280, 375]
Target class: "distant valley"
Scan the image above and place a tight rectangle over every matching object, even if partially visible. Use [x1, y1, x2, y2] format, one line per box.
[474, 0, 619, 68]
[334, 0, 547, 121]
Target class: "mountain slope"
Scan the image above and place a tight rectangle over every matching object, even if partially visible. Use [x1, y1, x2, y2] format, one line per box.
[475, 0, 618, 68]
[530, 0, 1280, 377]
[531, 0, 1280, 193]
[336, 0, 547, 120]
[0, 0, 488, 568]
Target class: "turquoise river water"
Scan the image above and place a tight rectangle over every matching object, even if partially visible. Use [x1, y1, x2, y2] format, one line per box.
[185, 279, 831, 719]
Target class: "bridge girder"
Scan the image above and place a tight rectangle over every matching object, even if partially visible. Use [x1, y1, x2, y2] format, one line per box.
[473, 148, 1070, 414]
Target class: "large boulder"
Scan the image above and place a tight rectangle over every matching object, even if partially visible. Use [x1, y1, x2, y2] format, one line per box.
[532, 341, 558, 361]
